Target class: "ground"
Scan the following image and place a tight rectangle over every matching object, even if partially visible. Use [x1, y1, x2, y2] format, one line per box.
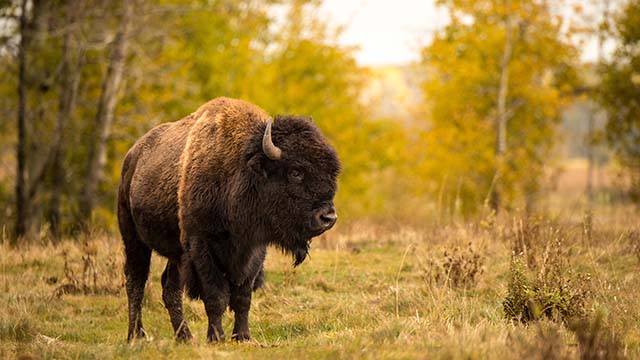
[1, 203, 639, 359]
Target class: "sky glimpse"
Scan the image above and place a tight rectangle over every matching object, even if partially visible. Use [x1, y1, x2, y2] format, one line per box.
[320, 0, 613, 66]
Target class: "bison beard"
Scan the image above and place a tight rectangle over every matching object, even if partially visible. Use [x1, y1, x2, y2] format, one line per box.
[294, 241, 310, 267]
[117, 97, 340, 343]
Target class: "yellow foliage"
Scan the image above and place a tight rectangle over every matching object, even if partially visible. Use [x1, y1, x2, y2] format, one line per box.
[417, 0, 579, 214]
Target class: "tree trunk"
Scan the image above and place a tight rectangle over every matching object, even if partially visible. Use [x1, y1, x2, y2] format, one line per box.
[491, 2, 514, 214]
[48, 5, 84, 239]
[79, 0, 133, 224]
[15, 0, 29, 240]
[586, 0, 611, 209]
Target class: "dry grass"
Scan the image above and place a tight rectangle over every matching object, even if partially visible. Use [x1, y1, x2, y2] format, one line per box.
[1, 206, 639, 359]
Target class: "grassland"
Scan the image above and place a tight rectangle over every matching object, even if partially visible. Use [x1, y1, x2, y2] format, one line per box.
[1, 205, 639, 359]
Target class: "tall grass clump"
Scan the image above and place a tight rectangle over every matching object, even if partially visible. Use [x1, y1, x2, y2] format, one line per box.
[503, 216, 591, 323]
[0, 317, 35, 342]
[569, 314, 625, 360]
[626, 230, 640, 264]
[515, 322, 572, 360]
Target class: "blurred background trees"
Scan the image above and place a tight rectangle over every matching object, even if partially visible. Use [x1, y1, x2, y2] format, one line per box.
[417, 0, 579, 216]
[598, 0, 640, 202]
[0, 0, 638, 241]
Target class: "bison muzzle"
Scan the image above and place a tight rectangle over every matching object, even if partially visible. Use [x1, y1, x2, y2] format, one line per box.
[117, 97, 340, 342]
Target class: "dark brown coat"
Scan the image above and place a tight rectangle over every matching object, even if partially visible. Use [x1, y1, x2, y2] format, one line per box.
[118, 97, 340, 342]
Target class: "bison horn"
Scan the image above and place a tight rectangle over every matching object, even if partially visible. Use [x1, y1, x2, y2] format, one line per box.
[262, 118, 282, 160]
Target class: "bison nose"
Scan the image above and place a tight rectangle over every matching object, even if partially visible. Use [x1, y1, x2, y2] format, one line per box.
[315, 206, 337, 230]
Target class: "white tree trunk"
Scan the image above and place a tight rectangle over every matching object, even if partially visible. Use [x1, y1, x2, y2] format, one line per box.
[492, 2, 514, 213]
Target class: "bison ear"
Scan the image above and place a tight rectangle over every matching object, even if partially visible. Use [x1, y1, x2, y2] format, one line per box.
[247, 153, 268, 179]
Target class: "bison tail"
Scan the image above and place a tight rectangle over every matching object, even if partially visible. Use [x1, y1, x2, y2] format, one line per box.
[181, 261, 202, 300]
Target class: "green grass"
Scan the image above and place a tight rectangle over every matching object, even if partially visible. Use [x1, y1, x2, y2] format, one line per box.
[1, 214, 639, 359]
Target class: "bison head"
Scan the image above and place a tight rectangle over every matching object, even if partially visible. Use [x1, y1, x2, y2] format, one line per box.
[245, 115, 341, 266]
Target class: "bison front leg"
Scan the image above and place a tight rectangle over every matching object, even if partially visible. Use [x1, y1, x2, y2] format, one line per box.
[189, 237, 230, 342]
[230, 280, 253, 341]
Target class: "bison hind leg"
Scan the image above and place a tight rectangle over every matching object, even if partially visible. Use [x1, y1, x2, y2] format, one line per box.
[119, 196, 152, 342]
[122, 228, 152, 342]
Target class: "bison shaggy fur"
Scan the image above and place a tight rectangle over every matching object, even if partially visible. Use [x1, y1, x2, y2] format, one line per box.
[117, 97, 340, 342]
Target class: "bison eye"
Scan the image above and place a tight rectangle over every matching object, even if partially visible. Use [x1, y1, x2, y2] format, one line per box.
[288, 169, 304, 183]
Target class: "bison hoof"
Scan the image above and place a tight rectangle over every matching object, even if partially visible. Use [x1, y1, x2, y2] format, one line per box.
[207, 330, 225, 343]
[231, 332, 251, 342]
[207, 334, 225, 343]
[127, 328, 148, 342]
[175, 329, 193, 343]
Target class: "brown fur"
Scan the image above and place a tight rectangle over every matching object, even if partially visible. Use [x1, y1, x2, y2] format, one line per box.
[118, 97, 340, 343]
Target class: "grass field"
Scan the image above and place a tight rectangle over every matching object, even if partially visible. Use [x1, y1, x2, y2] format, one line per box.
[1, 204, 639, 359]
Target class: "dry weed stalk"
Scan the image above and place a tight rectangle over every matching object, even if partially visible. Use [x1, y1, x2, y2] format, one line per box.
[54, 239, 124, 297]
[626, 230, 640, 264]
[421, 241, 484, 289]
[394, 243, 413, 318]
[583, 210, 593, 244]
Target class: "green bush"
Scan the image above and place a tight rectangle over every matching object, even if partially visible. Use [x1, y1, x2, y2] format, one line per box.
[503, 256, 590, 323]
[503, 219, 591, 323]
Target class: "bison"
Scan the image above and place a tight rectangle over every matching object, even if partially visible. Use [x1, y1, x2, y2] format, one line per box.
[117, 97, 340, 342]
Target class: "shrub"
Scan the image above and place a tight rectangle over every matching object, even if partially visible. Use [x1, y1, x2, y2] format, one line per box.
[503, 256, 590, 323]
[503, 218, 591, 323]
